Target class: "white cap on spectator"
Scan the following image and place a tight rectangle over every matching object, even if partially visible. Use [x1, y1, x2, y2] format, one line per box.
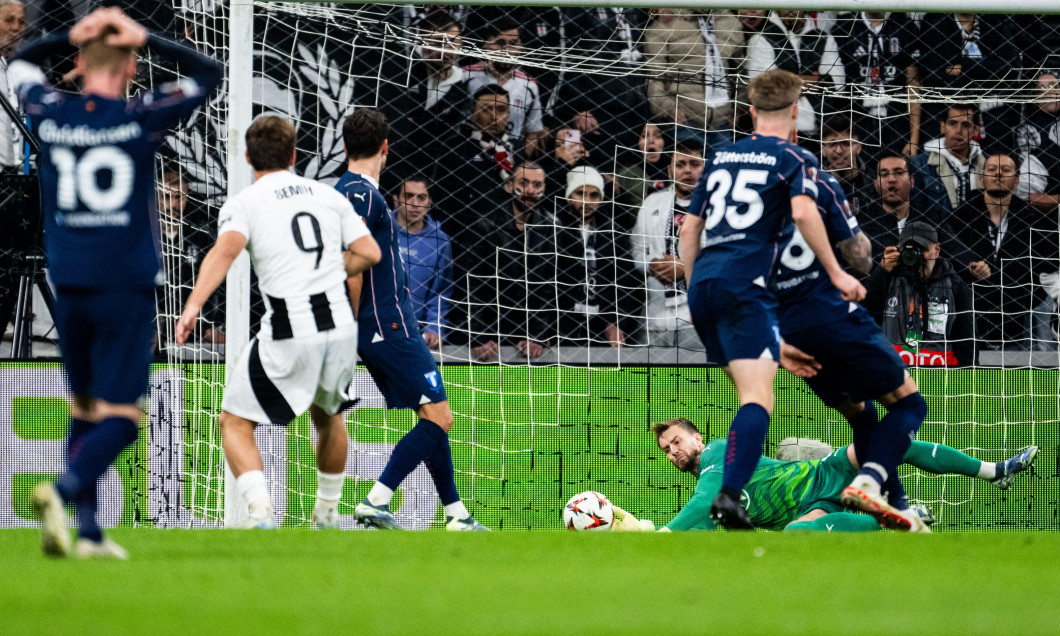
[565, 165, 604, 198]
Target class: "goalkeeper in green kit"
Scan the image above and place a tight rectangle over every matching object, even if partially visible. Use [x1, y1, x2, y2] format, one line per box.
[610, 417, 1037, 532]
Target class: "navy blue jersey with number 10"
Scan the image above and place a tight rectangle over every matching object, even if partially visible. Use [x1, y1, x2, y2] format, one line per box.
[775, 170, 862, 335]
[11, 32, 223, 291]
[687, 135, 819, 287]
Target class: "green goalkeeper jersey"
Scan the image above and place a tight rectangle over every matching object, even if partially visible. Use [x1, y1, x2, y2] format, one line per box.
[665, 439, 859, 531]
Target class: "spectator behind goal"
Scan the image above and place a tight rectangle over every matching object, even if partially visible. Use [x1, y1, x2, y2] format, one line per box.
[393, 175, 453, 351]
[863, 222, 975, 367]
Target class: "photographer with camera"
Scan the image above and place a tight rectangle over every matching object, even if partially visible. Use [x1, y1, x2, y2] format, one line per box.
[864, 221, 976, 367]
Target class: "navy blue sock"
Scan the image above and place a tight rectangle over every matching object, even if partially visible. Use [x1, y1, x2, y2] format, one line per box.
[424, 431, 460, 506]
[56, 417, 138, 503]
[721, 403, 770, 493]
[847, 401, 878, 467]
[77, 484, 102, 542]
[378, 419, 447, 492]
[66, 417, 103, 540]
[863, 393, 927, 484]
[56, 417, 93, 503]
[883, 474, 910, 510]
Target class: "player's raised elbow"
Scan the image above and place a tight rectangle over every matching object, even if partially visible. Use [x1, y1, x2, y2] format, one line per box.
[789, 195, 819, 224]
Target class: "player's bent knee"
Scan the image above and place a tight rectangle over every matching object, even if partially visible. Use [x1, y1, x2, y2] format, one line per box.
[219, 410, 256, 435]
[890, 393, 928, 438]
[419, 401, 454, 432]
[93, 400, 143, 424]
[835, 400, 865, 420]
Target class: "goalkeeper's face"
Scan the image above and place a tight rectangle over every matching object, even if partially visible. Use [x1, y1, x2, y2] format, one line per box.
[658, 426, 704, 474]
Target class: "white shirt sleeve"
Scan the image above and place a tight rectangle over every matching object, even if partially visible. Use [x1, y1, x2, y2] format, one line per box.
[217, 196, 250, 241]
[7, 60, 45, 95]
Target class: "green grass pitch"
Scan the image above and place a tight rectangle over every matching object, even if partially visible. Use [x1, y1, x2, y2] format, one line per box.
[2, 529, 1057, 635]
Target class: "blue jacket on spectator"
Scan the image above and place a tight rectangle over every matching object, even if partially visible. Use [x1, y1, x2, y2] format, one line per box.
[398, 215, 454, 341]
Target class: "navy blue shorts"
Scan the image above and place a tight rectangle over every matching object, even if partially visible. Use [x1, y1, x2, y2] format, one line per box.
[688, 278, 781, 366]
[359, 334, 447, 410]
[52, 286, 155, 405]
[784, 308, 907, 408]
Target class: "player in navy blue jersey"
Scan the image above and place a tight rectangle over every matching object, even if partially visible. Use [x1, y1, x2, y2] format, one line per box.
[12, 8, 222, 557]
[678, 69, 865, 529]
[774, 170, 930, 532]
[335, 108, 486, 531]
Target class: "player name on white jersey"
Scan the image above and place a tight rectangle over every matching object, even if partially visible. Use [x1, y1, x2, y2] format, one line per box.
[219, 170, 370, 341]
[711, 151, 778, 166]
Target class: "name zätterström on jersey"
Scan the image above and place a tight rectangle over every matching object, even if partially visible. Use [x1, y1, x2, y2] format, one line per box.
[37, 120, 142, 146]
[712, 151, 778, 166]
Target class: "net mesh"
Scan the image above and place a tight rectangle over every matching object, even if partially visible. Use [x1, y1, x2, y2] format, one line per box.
[1, 2, 1058, 531]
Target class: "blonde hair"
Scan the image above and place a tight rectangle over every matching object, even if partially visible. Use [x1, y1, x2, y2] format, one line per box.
[80, 26, 137, 74]
[748, 69, 802, 112]
[650, 417, 700, 442]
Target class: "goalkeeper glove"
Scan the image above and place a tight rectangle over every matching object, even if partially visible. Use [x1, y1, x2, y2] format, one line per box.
[610, 505, 656, 532]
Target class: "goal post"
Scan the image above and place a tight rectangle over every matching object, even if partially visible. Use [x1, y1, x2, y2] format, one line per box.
[133, 0, 1060, 531]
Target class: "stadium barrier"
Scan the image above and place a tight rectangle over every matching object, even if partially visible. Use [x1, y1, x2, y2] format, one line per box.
[1, 362, 1054, 531]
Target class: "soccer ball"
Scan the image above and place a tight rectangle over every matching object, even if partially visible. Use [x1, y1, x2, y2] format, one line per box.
[563, 491, 614, 531]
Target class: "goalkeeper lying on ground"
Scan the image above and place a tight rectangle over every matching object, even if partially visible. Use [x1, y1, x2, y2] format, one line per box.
[611, 417, 1037, 532]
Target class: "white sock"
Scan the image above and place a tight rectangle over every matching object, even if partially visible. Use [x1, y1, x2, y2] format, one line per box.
[977, 461, 998, 480]
[860, 462, 888, 488]
[444, 501, 470, 520]
[316, 471, 345, 510]
[236, 470, 270, 514]
[366, 482, 394, 507]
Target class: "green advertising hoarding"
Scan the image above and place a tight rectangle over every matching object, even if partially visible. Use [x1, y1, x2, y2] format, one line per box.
[2, 363, 1056, 531]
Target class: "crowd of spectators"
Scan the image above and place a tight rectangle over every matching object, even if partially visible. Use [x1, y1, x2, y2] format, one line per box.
[4, 4, 1060, 366]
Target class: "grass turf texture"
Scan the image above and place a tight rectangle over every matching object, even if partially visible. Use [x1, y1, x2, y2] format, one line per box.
[1, 529, 1056, 635]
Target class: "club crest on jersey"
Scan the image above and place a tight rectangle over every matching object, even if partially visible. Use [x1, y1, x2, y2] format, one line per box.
[808, 166, 819, 182]
[424, 371, 440, 388]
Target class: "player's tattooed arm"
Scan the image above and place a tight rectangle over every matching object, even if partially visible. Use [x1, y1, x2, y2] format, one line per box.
[836, 232, 872, 277]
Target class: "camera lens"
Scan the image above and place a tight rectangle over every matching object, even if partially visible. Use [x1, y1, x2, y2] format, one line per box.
[899, 244, 922, 268]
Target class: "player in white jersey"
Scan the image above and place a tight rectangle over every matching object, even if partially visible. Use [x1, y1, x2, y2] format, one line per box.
[176, 116, 381, 528]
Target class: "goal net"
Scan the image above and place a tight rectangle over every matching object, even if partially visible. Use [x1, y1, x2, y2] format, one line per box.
[3, 1, 1057, 531]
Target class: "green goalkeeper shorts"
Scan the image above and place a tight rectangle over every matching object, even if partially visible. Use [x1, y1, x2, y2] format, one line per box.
[795, 447, 860, 518]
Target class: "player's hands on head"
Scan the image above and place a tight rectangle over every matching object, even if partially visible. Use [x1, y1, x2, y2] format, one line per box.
[611, 505, 656, 532]
[831, 270, 866, 302]
[69, 7, 114, 45]
[780, 343, 821, 378]
[70, 7, 147, 48]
